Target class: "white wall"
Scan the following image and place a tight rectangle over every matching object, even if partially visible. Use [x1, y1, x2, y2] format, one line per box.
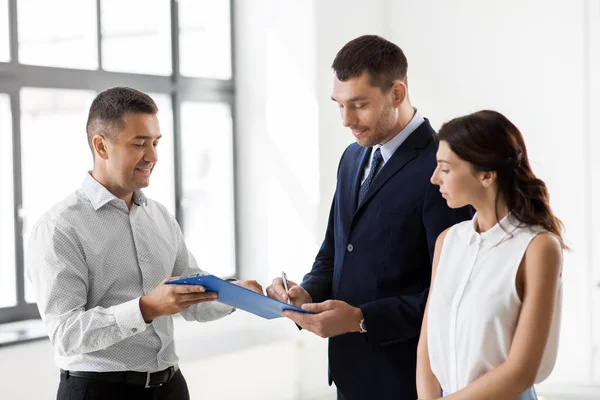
[589, 0, 600, 384]
[234, 0, 321, 287]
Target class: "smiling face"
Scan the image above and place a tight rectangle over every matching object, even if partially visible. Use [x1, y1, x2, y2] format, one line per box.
[93, 112, 161, 203]
[430, 140, 489, 209]
[331, 71, 400, 147]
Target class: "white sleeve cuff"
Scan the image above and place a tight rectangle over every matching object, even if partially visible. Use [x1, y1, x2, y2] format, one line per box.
[183, 301, 235, 322]
[114, 297, 147, 338]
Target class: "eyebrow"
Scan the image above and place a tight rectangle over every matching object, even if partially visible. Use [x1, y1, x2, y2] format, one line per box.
[437, 159, 451, 164]
[330, 96, 369, 103]
[133, 135, 162, 140]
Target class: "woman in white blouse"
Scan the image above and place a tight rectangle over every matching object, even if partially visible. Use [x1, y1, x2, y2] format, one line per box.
[416, 110, 565, 400]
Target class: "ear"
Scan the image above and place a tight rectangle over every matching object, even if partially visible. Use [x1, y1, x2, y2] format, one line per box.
[391, 80, 407, 108]
[479, 170, 497, 188]
[92, 134, 109, 160]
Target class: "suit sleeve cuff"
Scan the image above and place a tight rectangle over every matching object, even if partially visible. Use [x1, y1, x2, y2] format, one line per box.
[359, 304, 383, 347]
[114, 297, 147, 338]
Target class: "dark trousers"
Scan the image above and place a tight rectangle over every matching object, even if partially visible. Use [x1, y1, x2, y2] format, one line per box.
[56, 369, 190, 400]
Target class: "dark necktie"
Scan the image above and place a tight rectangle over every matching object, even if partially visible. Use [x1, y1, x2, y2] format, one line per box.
[358, 148, 383, 206]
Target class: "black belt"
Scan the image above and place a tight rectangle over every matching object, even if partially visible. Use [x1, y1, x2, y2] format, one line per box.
[60, 365, 179, 388]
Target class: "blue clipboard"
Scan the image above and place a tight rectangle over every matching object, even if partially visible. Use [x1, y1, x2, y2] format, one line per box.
[165, 274, 312, 320]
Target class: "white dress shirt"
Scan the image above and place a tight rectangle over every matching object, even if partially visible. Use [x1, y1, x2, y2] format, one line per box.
[427, 213, 562, 393]
[361, 108, 425, 183]
[27, 172, 234, 373]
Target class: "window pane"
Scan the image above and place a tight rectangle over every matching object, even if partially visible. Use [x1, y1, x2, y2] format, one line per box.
[21, 88, 95, 302]
[179, 0, 232, 79]
[0, 94, 16, 308]
[143, 93, 175, 215]
[101, 0, 171, 75]
[181, 102, 235, 277]
[17, 0, 97, 69]
[0, 0, 9, 62]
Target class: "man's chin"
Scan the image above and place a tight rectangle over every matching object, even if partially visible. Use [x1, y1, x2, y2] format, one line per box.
[132, 178, 151, 190]
[356, 137, 375, 148]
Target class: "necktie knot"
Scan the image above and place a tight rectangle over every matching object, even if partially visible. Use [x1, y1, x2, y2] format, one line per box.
[358, 148, 383, 206]
[372, 148, 383, 167]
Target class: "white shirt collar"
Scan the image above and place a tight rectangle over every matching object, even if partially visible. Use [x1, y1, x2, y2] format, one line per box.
[467, 212, 521, 247]
[374, 108, 425, 164]
[81, 172, 147, 211]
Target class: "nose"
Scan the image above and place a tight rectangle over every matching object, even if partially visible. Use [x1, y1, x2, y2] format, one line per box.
[430, 168, 440, 185]
[144, 144, 158, 164]
[341, 108, 356, 128]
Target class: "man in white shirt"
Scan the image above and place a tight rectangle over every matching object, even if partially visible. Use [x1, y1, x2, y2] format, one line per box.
[27, 87, 262, 400]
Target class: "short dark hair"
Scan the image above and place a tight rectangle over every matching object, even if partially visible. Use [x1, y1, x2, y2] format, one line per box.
[86, 87, 158, 154]
[332, 35, 408, 92]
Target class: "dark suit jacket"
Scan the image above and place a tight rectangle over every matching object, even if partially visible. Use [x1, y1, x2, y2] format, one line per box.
[301, 119, 473, 400]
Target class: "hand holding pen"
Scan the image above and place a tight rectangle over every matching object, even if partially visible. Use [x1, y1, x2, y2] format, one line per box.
[265, 272, 313, 307]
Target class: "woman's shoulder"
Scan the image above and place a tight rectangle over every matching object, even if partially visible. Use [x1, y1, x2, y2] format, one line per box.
[526, 231, 562, 256]
[435, 220, 471, 247]
[434, 220, 473, 260]
[512, 220, 555, 242]
[522, 232, 563, 276]
[446, 218, 474, 239]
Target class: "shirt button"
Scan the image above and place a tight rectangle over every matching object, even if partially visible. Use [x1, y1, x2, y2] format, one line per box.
[132, 328, 138, 333]
[347, 244, 354, 252]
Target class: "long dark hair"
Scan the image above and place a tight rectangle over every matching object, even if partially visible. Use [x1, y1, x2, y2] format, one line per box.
[437, 110, 567, 249]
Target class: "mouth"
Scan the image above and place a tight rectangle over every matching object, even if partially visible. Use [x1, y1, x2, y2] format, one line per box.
[351, 128, 368, 138]
[135, 166, 152, 175]
[440, 191, 448, 199]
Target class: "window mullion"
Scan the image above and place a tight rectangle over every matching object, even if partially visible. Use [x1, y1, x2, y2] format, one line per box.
[10, 89, 24, 308]
[170, 0, 183, 228]
[7, 0, 17, 63]
[96, 0, 102, 70]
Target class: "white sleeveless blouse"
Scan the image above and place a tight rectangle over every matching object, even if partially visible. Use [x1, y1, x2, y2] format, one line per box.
[427, 213, 562, 393]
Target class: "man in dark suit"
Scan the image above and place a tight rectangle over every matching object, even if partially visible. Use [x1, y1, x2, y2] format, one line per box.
[266, 35, 472, 399]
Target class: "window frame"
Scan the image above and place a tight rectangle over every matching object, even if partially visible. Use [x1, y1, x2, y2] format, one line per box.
[0, 0, 238, 325]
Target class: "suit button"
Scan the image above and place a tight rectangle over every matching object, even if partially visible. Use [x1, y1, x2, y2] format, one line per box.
[347, 244, 354, 252]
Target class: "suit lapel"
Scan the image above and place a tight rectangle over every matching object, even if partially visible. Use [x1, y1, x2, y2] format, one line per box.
[354, 120, 434, 214]
[350, 147, 372, 211]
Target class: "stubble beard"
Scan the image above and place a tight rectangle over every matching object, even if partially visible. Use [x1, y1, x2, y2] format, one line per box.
[364, 105, 396, 147]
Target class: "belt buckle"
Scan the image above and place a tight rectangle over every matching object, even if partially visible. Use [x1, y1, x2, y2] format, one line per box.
[144, 371, 151, 388]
